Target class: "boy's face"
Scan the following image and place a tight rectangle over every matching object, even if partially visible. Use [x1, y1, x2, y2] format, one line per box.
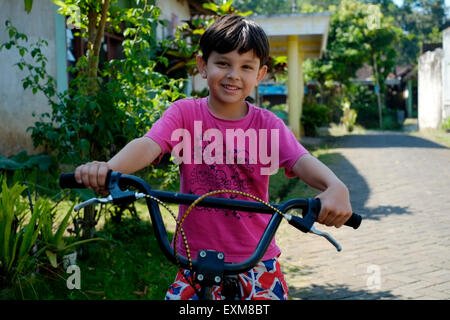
[196, 49, 267, 111]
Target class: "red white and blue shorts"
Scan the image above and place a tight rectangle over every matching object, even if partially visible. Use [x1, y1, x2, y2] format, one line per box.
[165, 257, 289, 300]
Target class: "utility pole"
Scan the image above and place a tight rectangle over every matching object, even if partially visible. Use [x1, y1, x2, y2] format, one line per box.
[373, 54, 383, 129]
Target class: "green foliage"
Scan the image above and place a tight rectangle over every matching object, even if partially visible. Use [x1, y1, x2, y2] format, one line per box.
[0, 176, 30, 286]
[340, 99, 357, 132]
[233, 0, 295, 15]
[301, 103, 330, 137]
[24, 0, 33, 13]
[302, 0, 401, 126]
[0, 174, 101, 289]
[394, 0, 449, 65]
[306, 0, 400, 87]
[0, 152, 53, 172]
[39, 201, 103, 268]
[1, 3, 185, 165]
[347, 84, 378, 128]
[441, 117, 450, 131]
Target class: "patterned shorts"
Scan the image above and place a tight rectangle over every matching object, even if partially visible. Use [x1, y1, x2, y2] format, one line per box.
[165, 257, 289, 300]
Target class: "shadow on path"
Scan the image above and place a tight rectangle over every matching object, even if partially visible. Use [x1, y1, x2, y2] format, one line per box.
[289, 283, 400, 300]
[333, 132, 448, 149]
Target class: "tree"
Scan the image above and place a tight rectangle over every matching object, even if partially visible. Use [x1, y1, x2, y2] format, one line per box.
[55, 0, 111, 95]
[364, 0, 449, 65]
[304, 0, 401, 127]
[233, 0, 293, 15]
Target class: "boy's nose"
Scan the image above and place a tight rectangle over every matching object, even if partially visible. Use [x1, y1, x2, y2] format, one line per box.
[227, 68, 239, 79]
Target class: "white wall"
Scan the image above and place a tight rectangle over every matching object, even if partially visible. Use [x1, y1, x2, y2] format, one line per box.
[442, 28, 450, 121]
[0, 0, 57, 156]
[418, 49, 443, 129]
[155, 0, 190, 39]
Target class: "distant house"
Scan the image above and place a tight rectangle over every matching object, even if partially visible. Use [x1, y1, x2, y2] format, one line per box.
[353, 63, 417, 120]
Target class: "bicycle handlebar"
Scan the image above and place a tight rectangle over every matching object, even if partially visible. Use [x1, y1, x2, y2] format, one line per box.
[60, 172, 362, 275]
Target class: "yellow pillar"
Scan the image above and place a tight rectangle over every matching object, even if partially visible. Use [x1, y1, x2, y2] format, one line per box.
[287, 35, 300, 139]
[298, 51, 304, 137]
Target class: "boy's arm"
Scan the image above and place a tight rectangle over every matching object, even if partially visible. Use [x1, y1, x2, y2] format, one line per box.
[74, 137, 162, 193]
[291, 154, 352, 228]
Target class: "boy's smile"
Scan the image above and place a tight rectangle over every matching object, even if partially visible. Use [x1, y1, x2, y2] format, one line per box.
[197, 49, 267, 120]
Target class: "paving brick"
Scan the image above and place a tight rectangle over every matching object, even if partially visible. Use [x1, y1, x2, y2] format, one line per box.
[282, 131, 450, 300]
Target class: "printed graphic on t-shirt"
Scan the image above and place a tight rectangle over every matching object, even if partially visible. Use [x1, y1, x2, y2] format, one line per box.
[187, 148, 255, 219]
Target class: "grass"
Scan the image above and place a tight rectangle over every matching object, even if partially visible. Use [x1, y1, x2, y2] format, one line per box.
[410, 128, 450, 148]
[402, 118, 450, 148]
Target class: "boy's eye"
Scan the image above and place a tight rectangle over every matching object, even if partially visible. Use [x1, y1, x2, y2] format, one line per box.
[216, 61, 228, 66]
[243, 65, 253, 70]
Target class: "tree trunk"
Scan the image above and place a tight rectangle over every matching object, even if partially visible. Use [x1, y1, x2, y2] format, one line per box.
[373, 54, 383, 129]
[86, 0, 110, 95]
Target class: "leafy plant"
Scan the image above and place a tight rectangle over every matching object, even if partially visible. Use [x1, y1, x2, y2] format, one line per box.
[0, 175, 102, 287]
[301, 104, 330, 137]
[0, 176, 42, 286]
[441, 117, 450, 132]
[39, 200, 103, 268]
[340, 99, 357, 132]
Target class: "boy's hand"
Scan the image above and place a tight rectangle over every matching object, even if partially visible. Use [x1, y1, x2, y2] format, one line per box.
[315, 181, 352, 228]
[74, 161, 110, 195]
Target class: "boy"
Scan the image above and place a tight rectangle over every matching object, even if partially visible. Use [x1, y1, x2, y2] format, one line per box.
[75, 15, 352, 300]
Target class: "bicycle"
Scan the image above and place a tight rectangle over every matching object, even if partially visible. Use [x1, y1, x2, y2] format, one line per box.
[59, 170, 362, 300]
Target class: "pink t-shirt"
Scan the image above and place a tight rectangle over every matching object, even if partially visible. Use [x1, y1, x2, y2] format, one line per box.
[145, 97, 308, 263]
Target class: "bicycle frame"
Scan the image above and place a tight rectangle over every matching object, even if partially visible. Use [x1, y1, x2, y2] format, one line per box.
[60, 171, 362, 300]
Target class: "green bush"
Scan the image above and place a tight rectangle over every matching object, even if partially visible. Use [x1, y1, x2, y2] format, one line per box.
[347, 85, 379, 128]
[301, 103, 330, 136]
[381, 109, 402, 130]
[441, 117, 450, 131]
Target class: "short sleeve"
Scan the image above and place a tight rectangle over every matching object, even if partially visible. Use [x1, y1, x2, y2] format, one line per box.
[272, 117, 309, 178]
[144, 102, 183, 164]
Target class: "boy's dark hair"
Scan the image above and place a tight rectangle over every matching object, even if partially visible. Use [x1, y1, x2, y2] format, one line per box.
[199, 14, 270, 68]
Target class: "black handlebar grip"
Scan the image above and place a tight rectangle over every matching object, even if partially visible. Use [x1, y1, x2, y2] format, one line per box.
[59, 173, 85, 189]
[345, 213, 362, 229]
[315, 198, 362, 229]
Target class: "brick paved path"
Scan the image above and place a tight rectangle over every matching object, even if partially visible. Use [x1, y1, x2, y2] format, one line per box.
[277, 131, 450, 300]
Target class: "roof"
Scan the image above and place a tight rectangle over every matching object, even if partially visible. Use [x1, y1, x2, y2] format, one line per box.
[251, 13, 331, 59]
[354, 64, 416, 85]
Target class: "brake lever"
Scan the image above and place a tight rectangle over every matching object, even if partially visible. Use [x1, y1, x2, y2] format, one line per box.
[283, 198, 342, 251]
[74, 195, 113, 212]
[74, 192, 148, 212]
[309, 226, 342, 252]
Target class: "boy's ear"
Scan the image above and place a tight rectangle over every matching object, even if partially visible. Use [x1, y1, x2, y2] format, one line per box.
[196, 54, 207, 78]
[256, 65, 268, 83]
